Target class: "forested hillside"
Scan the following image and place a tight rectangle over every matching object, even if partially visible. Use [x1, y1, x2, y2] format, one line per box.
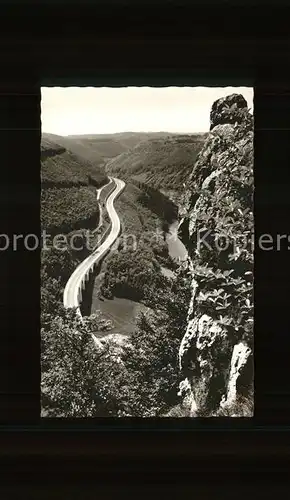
[97, 181, 178, 304]
[40, 99, 252, 420]
[67, 132, 174, 163]
[43, 132, 175, 166]
[106, 133, 207, 195]
[41, 136, 108, 334]
[41, 135, 191, 417]
[41, 135, 108, 187]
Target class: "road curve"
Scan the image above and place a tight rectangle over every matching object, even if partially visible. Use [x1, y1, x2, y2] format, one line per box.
[63, 176, 125, 317]
[94, 177, 114, 232]
[96, 177, 113, 202]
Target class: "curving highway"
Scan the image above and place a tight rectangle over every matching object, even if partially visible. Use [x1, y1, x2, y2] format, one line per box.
[63, 176, 125, 317]
[94, 177, 113, 232]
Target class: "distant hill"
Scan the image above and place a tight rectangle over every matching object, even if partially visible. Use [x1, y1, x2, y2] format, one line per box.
[65, 132, 176, 164]
[41, 135, 66, 158]
[41, 135, 108, 237]
[41, 134, 108, 188]
[42, 131, 196, 169]
[42, 132, 105, 167]
[105, 133, 208, 194]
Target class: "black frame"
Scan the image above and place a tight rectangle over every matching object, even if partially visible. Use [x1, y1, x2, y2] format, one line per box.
[1, 1, 290, 474]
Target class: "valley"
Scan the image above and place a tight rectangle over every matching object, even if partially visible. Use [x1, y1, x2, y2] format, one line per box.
[41, 88, 253, 418]
[41, 129, 193, 417]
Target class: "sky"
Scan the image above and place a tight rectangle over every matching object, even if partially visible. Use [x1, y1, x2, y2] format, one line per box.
[41, 86, 253, 136]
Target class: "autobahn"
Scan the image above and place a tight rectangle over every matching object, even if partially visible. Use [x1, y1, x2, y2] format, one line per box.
[63, 176, 125, 317]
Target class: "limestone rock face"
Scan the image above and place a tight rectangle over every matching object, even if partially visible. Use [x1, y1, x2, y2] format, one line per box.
[210, 93, 248, 130]
[220, 342, 252, 410]
[179, 93, 254, 417]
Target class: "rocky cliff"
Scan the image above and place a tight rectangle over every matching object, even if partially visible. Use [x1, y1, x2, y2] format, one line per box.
[178, 94, 254, 417]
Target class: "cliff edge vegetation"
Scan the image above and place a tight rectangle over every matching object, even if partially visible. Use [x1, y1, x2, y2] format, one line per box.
[178, 93, 254, 417]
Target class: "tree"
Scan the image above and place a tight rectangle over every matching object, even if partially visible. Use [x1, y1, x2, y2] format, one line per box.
[41, 309, 119, 417]
[41, 268, 63, 320]
[41, 251, 192, 417]
[115, 267, 191, 416]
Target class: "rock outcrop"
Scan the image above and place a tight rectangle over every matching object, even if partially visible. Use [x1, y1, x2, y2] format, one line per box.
[178, 94, 254, 417]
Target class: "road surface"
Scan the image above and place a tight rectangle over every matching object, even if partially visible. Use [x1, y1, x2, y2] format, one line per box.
[63, 176, 125, 317]
[94, 177, 113, 232]
[96, 177, 113, 202]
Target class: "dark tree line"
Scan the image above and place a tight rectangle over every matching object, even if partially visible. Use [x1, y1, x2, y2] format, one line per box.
[131, 179, 178, 224]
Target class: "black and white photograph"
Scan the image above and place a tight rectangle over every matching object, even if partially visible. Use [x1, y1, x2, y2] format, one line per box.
[40, 86, 254, 418]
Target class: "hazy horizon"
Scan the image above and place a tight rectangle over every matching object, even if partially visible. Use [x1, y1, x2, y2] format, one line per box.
[41, 86, 253, 136]
[44, 130, 207, 138]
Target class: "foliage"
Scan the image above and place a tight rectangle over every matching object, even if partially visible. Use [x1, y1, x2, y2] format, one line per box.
[41, 245, 77, 283]
[43, 132, 174, 166]
[214, 387, 254, 417]
[41, 310, 115, 417]
[41, 267, 191, 417]
[210, 97, 253, 131]
[114, 182, 164, 235]
[132, 179, 178, 224]
[41, 268, 63, 321]
[188, 125, 254, 347]
[41, 186, 99, 235]
[99, 238, 172, 305]
[117, 268, 192, 416]
[99, 180, 179, 303]
[41, 136, 107, 187]
[40, 132, 200, 418]
[178, 96, 254, 415]
[106, 134, 207, 192]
